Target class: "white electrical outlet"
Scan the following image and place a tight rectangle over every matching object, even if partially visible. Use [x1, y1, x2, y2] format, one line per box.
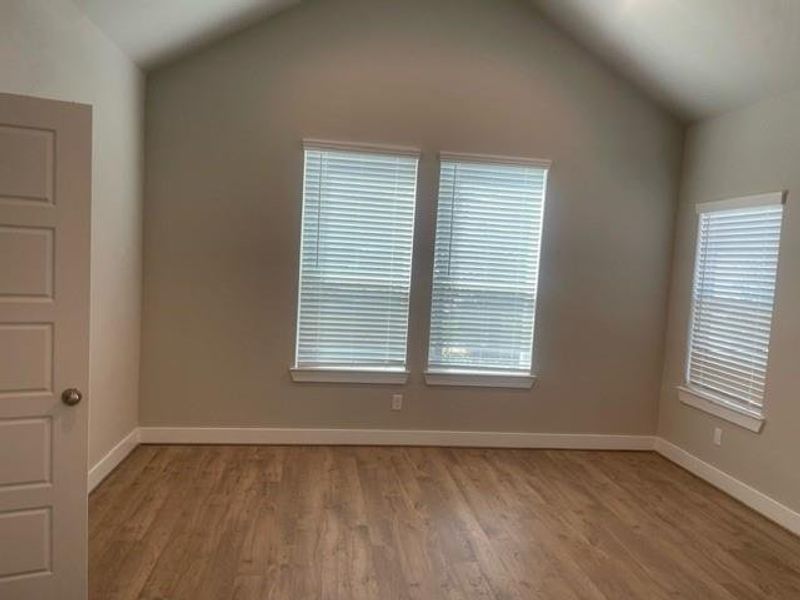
[391, 394, 403, 411]
[713, 427, 723, 446]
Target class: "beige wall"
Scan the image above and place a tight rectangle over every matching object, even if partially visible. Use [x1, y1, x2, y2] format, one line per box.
[142, 0, 682, 434]
[0, 0, 144, 466]
[659, 89, 800, 511]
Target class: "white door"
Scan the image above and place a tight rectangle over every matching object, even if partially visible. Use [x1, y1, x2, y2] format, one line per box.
[0, 93, 91, 600]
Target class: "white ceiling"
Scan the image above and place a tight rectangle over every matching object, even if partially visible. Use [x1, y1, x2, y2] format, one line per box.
[533, 0, 800, 120]
[75, 0, 800, 120]
[74, 0, 298, 68]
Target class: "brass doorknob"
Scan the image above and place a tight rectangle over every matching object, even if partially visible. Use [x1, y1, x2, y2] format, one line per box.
[61, 388, 82, 407]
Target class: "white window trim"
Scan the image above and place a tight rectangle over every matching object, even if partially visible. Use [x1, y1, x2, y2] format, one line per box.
[680, 190, 787, 433]
[695, 190, 785, 214]
[292, 140, 419, 379]
[426, 152, 549, 379]
[303, 138, 420, 157]
[425, 370, 537, 389]
[290, 367, 409, 385]
[678, 386, 764, 433]
[439, 150, 551, 169]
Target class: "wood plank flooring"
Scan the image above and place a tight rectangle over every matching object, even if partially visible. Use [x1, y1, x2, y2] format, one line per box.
[89, 445, 800, 599]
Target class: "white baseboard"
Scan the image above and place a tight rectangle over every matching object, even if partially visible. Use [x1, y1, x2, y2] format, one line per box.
[88, 428, 141, 493]
[138, 426, 655, 450]
[654, 438, 800, 536]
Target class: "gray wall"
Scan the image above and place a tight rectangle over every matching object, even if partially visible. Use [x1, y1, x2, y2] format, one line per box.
[141, 0, 683, 434]
[659, 88, 800, 511]
[0, 0, 144, 466]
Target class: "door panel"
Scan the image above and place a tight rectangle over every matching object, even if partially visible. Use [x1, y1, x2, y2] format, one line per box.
[0, 508, 51, 578]
[0, 324, 53, 393]
[0, 93, 91, 600]
[0, 124, 54, 204]
[0, 226, 54, 298]
[0, 418, 51, 486]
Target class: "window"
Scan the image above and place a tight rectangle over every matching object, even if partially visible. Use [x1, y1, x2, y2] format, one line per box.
[426, 153, 549, 388]
[681, 192, 786, 430]
[291, 141, 419, 383]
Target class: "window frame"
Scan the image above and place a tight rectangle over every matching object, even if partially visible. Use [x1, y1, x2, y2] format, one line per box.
[290, 139, 421, 384]
[679, 190, 786, 432]
[424, 151, 551, 389]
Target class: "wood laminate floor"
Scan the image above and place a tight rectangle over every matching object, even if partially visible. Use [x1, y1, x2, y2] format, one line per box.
[89, 445, 800, 599]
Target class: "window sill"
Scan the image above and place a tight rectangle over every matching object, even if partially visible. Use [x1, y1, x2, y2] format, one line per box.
[425, 370, 537, 389]
[677, 386, 764, 433]
[290, 367, 408, 385]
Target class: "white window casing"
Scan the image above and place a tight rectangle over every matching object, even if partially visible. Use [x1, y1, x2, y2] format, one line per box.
[426, 152, 550, 388]
[292, 141, 419, 383]
[681, 191, 786, 430]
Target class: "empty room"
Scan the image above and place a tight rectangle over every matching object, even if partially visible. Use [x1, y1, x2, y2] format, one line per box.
[1, 0, 800, 598]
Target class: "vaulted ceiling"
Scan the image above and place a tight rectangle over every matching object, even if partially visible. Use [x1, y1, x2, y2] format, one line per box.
[534, 0, 800, 120]
[74, 0, 800, 121]
[73, 0, 298, 68]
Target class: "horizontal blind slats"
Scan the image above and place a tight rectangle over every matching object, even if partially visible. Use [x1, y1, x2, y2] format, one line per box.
[295, 148, 418, 369]
[428, 159, 547, 373]
[687, 205, 783, 410]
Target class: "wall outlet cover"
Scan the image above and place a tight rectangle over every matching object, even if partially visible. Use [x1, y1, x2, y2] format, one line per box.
[391, 394, 403, 411]
[713, 427, 723, 446]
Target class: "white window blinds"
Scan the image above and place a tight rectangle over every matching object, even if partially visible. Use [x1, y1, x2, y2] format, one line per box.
[687, 194, 785, 413]
[427, 155, 549, 374]
[295, 143, 419, 371]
